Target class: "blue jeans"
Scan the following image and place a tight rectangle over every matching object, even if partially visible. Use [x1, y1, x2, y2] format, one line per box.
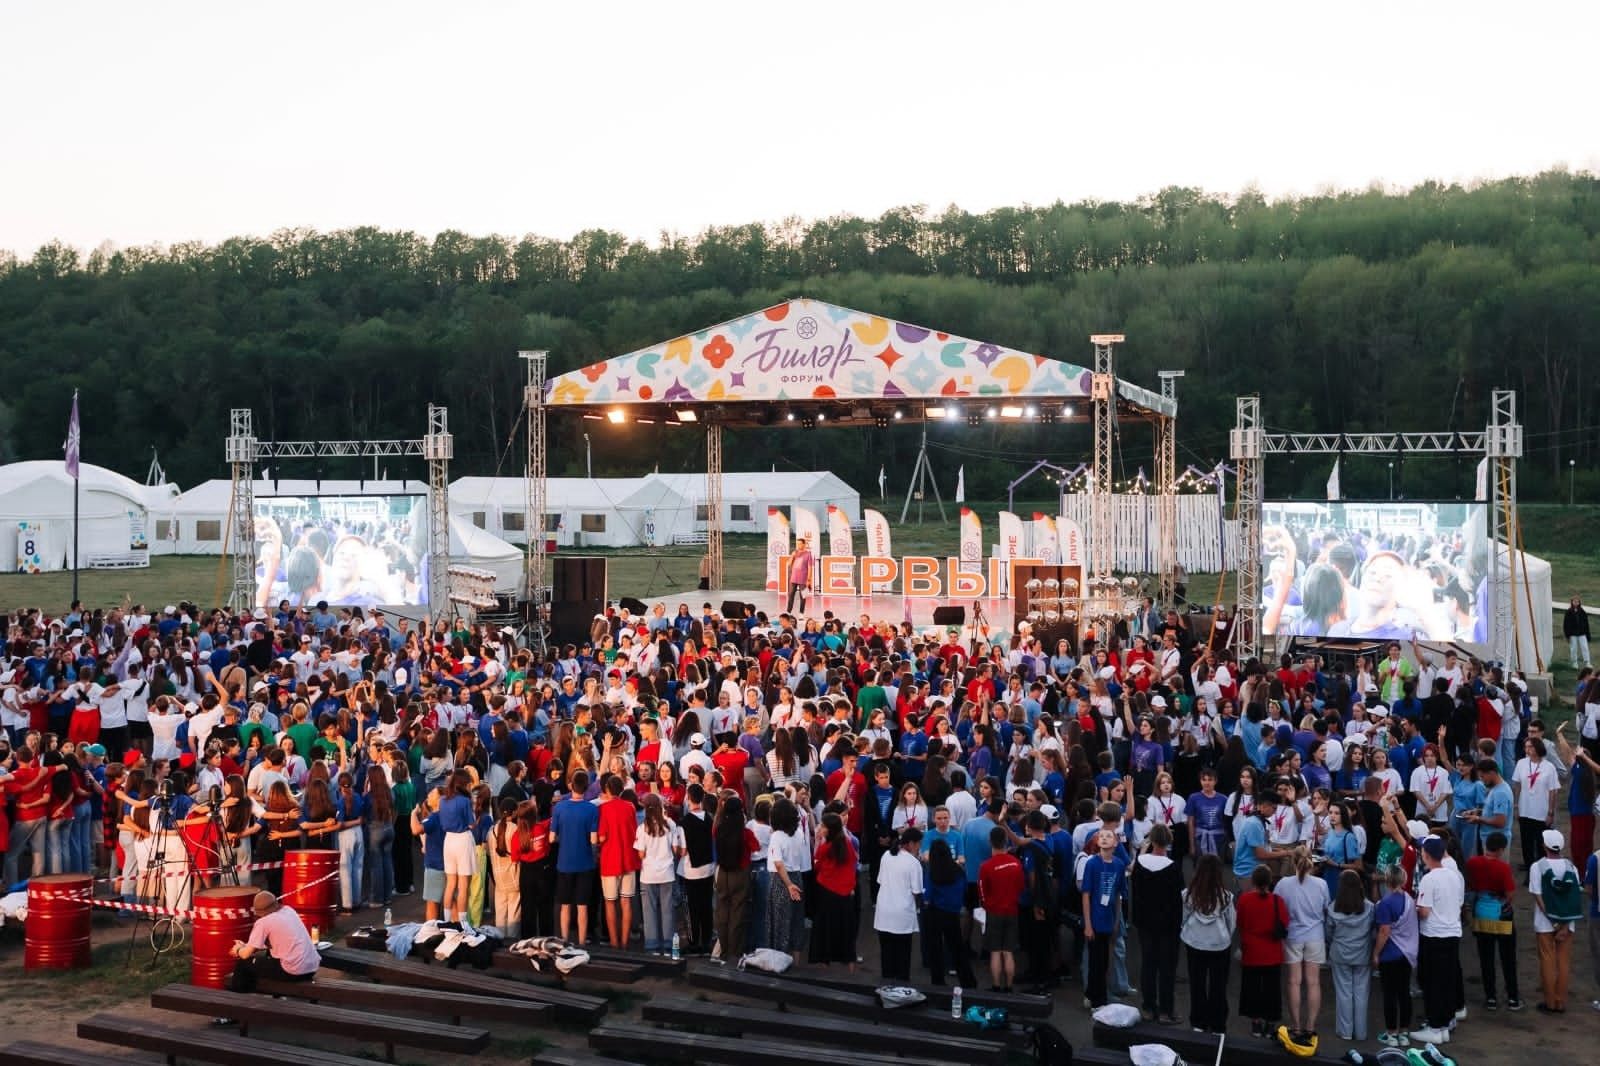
[71, 801, 94, 874]
[337, 826, 366, 909]
[640, 880, 675, 952]
[365, 821, 395, 906]
[1499, 736, 1519, 778]
[45, 819, 73, 875]
[1081, 917, 1132, 996]
[746, 867, 770, 952]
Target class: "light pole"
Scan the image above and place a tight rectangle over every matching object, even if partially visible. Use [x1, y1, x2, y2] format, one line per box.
[584, 433, 592, 479]
[1387, 461, 1394, 500]
[1570, 458, 1576, 506]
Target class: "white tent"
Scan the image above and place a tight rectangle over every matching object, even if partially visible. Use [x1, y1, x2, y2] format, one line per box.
[0, 461, 177, 571]
[645, 471, 861, 535]
[448, 476, 688, 549]
[447, 516, 523, 593]
[1486, 543, 1554, 676]
[153, 479, 429, 555]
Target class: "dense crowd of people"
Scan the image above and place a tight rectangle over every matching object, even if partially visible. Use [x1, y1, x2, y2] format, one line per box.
[2, 596, 1599, 1055]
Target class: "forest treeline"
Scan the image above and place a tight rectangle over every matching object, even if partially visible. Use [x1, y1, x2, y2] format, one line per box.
[1, 171, 1597, 502]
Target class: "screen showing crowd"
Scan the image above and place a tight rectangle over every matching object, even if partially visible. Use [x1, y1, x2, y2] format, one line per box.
[253, 494, 429, 607]
[1261, 501, 1488, 642]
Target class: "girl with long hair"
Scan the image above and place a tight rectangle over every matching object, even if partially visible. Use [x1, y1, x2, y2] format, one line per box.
[809, 811, 859, 969]
[1180, 852, 1236, 1033]
[1275, 848, 1330, 1044]
[635, 793, 681, 954]
[365, 765, 396, 907]
[489, 797, 523, 937]
[436, 768, 477, 922]
[512, 794, 555, 938]
[1326, 868, 1376, 1042]
[333, 770, 368, 911]
[712, 794, 756, 962]
[1236, 863, 1290, 1039]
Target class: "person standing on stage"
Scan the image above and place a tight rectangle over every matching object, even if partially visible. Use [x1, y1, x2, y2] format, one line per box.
[786, 536, 814, 614]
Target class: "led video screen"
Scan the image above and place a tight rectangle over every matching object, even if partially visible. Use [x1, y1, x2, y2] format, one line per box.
[254, 494, 429, 607]
[1261, 501, 1487, 641]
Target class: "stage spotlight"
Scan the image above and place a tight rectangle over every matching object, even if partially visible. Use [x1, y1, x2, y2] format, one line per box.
[786, 411, 796, 421]
[926, 406, 947, 417]
[675, 409, 698, 422]
[986, 407, 998, 419]
[606, 409, 626, 424]
[816, 412, 826, 422]
[945, 406, 960, 421]
[1000, 405, 1024, 418]
[1024, 405, 1037, 418]
[873, 415, 888, 429]
[892, 410, 903, 420]
[582, 413, 602, 421]
[1062, 405, 1073, 417]
[800, 416, 816, 429]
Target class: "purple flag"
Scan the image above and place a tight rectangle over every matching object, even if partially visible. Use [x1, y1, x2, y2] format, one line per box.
[64, 390, 80, 479]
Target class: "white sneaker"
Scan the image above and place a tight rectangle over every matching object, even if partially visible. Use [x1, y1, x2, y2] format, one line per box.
[1409, 1026, 1449, 1045]
[1453, 1006, 1467, 1021]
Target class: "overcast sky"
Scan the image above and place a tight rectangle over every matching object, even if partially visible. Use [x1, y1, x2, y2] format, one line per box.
[3, 1, 1595, 256]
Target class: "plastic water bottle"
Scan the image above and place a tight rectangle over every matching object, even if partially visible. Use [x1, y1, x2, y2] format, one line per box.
[671, 933, 681, 961]
[951, 986, 962, 1019]
[383, 906, 393, 928]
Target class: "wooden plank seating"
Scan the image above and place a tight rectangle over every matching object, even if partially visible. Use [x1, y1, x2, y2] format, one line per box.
[487, 946, 645, 984]
[589, 1022, 975, 1066]
[256, 976, 553, 1027]
[149, 983, 489, 1061]
[685, 963, 1028, 1049]
[533, 1051, 649, 1066]
[77, 1013, 378, 1066]
[1093, 1021, 1349, 1066]
[771, 966, 1055, 1018]
[582, 942, 687, 977]
[317, 945, 607, 1023]
[641, 996, 1007, 1066]
[3, 1040, 162, 1066]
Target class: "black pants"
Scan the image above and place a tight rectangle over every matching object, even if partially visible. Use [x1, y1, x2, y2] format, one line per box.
[1475, 930, 1519, 1000]
[1519, 817, 1545, 873]
[1379, 957, 1413, 1031]
[879, 931, 913, 981]
[99, 726, 129, 764]
[393, 818, 415, 893]
[924, 907, 976, 987]
[1186, 946, 1231, 1033]
[1419, 935, 1460, 1028]
[684, 876, 714, 952]
[1086, 931, 1112, 1007]
[519, 858, 556, 938]
[785, 582, 807, 613]
[1137, 927, 1179, 1016]
[1239, 964, 1282, 1023]
[1019, 909, 1056, 984]
[230, 954, 315, 994]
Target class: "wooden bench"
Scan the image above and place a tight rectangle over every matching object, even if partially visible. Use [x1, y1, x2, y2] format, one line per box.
[318, 945, 607, 1024]
[590, 1022, 973, 1066]
[533, 1052, 649, 1066]
[149, 983, 489, 1061]
[1093, 1021, 1349, 1065]
[488, 946, 645, 984]
[256, 976, 553, 1027]
[3, 1041, 161, 1066]
[772, 966, 1055, 1018]
[685, 963, 1028, 1049]
[641, 996, 1007, 1066]
[77, 1013, 378, 1066]
[583, 942, 687, 977]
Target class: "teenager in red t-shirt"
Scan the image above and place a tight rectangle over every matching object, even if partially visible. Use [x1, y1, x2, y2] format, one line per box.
[595, 774, 640, 950]
[3, 748, 59, 882]
[978, 824, 1025, 991]
[710, 734, 750, 805]
[824, 751, 867, 836]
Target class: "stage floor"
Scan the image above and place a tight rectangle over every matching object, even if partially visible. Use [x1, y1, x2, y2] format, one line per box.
[702, 587, 1018, 636]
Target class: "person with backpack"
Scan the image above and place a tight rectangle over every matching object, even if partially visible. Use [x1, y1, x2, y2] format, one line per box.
[1016, 809, 1059, 989]
[1131, 823, 1183, 1023]
[1530, 828, 1582, 1014]
[1465, 831, 1522, 1011]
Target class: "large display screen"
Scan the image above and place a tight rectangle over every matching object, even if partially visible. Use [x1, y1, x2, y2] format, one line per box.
[254, 495, 429, 607]
[1261, 501, 1487, 641]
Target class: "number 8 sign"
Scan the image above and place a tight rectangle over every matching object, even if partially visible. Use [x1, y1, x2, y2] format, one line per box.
[16, 521, 44, 573]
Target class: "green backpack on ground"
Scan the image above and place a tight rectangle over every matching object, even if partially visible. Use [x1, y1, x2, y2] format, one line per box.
[1541, 862, 1585, 924]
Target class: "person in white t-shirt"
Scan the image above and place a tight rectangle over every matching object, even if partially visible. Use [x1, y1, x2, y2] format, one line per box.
[290, 636, 317, 685]
[873, 829, 926, 981]
[1409, 745, 1454, 827]
[1512, 738, 1562, 872]
[149, 699, 186, 762]
[633, 794, 683, 955]
[1411, 836, 1464, 1044]
[1528, 828, 1578, 1013]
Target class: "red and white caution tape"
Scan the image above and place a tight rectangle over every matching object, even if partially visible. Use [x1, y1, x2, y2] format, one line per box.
[29, 866, 342, 921]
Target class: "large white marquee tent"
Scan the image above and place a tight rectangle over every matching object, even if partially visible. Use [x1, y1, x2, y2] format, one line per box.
[448, 471, 861, 548]
[0, 461, 176, 571]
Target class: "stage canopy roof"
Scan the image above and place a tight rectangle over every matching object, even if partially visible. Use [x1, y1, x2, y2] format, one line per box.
[545, 298, 1175, 428]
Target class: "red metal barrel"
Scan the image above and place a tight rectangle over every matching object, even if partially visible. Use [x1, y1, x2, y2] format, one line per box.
[24, 873, 93, 970]
[191, 885, 259, 989]
[280, 849, 339, 936]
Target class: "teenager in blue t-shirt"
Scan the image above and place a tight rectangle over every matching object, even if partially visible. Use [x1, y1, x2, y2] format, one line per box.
[1080, 828, 1129, 1008]
[549, 770, 600, 943]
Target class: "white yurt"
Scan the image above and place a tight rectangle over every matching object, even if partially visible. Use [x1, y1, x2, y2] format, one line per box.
[0, 461, 177, 571]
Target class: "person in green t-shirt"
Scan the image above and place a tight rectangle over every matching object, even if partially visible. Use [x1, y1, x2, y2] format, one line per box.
[283, 703, 318, 764]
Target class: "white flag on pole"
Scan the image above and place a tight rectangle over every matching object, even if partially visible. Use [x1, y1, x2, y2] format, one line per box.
[955, 465, 966, 503]
[1475, 457, 1489, 501]
[877, 466, 886, 498]
[1326, 457, 1341, 501]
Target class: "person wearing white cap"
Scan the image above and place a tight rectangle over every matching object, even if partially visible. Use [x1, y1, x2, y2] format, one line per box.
[1530, 828, 1580, 1014]
[1410, 834, 1464, 1045]
[677, 732, 712, 780]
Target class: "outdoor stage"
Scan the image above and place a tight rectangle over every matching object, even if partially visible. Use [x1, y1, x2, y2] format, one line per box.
[706, 586, 1018, 639]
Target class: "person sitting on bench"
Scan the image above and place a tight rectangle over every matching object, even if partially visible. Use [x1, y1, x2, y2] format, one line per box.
[228, 890, 320, 994]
